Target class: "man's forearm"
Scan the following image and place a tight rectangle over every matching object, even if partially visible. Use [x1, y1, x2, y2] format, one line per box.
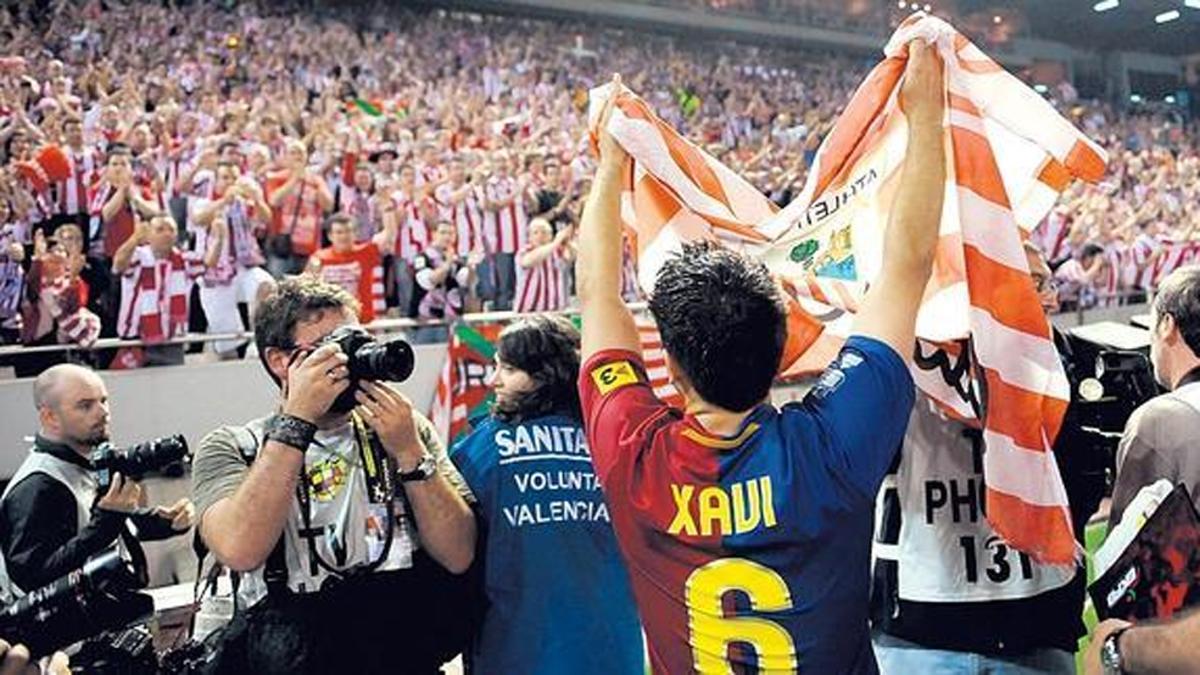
[519, 241, 558, 268]
[576, 162, 624, 303]
[403, 476, 475, 574]
[190, 199, 222, 227]
[316, 182, 334, 211]
[112, 237, 138, 274]
[203, 231, 225, 269]
[200, 442, 304, 571]
[129, 193, 162, 218]
[269, 177, 300, 207]
[101, 190, 126, 222]
[1122, 611, 1200, 674]
[885, 124, 944, 276]
[254, 196, 273, 221]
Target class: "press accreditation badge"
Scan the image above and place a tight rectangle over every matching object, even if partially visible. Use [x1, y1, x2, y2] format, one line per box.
[892, 399, 1073, 602]
[365, 500, 414, 570]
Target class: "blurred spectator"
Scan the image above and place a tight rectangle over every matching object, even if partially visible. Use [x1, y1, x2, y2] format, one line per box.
[189, 161, 275, 359]
[306, 211, 398, 324]
[265, 140, 333, 276]
[412, 221, 482, 333]
[515, 218, 575, 314]
[111, 215, 212, 366]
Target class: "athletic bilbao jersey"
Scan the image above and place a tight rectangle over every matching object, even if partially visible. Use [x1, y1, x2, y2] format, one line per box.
[579, 336, 914, 674]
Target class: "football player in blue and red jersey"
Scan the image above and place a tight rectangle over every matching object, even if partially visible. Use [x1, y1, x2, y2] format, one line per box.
[575, 41, 945, 675]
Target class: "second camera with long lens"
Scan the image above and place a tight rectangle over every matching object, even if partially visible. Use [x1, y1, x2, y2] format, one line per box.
[91, 434, 190, 490]
[0, 551, 153, 657]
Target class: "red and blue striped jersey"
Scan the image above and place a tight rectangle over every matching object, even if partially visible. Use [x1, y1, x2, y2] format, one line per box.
[579, 336, 914, 674]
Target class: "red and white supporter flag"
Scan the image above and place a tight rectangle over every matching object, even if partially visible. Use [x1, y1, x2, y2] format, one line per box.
[635, 315, 684, 409]
[589, 13, 1107, 564]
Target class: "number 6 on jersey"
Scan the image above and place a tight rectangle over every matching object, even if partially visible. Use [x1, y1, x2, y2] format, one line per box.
[685, 558, 798, 673]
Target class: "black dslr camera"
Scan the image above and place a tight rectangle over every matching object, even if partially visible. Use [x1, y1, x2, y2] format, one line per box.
[92, 434, 190, 490]
[320, 325, 415, 413]
[1063, 325, 1161, 468]
[0, 550, 154, 657]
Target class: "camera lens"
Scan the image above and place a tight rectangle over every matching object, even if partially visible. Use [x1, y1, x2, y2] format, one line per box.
[93, 434, 190, 482]
[356, 338, 415, 382]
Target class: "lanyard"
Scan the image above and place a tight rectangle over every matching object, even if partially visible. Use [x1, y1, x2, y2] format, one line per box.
[295, 412, 398, 581]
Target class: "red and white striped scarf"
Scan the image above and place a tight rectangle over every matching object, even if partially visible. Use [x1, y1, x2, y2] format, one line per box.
[20, 257, 100, 347]
[119, 246, 202, 343]
[635, 315, 683, 408]
[393, 193, 431, 262]
[55, 147, 99, 216]
[1144, 238, 1200, 290]
[590, 14, 1106, 565]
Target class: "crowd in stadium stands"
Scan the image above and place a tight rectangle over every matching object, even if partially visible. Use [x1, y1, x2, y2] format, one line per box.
[642, 0, 894, 34]
[0, 0, 1195, 371]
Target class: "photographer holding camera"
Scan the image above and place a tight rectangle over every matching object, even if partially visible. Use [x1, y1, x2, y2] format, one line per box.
[1109, 266, 1200, 529]
[0, 364, 194, 601]
[191, 277, 476, 674]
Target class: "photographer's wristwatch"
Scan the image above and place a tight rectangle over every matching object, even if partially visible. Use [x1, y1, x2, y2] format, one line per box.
[1100, 627, 1129, 675]
[397, 453, 437, 483]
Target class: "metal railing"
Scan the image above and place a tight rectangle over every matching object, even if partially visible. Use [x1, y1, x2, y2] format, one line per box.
[0, 296, 1142, 360]
[0, 304, 652, 360]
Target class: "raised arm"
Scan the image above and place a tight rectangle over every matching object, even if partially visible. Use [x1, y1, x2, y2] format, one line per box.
[191, 190, 233, 228]
[203, 218, 228, 270]
[519, 226, 573, 268]
[578, 75, 640, 361]
[851, 41, 946, 358]
[100, 183, 129, 223]
[268, 172, 301, 208]
[373, 203, 399, 253]
[127, 188, 163, 219]
[112, 218, 149, 275]
[315, 175, 334, 212]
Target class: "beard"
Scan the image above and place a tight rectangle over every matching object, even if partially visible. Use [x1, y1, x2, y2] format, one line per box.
[75, 425, 110, 449]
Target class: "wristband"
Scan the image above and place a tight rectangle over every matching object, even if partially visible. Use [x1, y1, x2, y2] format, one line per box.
[265, 413, 317, 452]
[1101, 627, 1130, 675]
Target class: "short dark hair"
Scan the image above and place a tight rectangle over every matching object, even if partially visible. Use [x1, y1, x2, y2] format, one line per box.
[1155, 266, 1200, 357]
[648, 241, 786, 412]
[254, 277, 360, 385]
[1080, 243, 1105, 261]
[493, 315, 582, 423]
[327, 213, 354, 232]
[106, 143, 132, 159]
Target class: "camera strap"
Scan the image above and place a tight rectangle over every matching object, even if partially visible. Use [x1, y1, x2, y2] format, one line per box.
[294, 412, 398, 582]
[288, 177, 307, 234]
[118, 521, 149, 588]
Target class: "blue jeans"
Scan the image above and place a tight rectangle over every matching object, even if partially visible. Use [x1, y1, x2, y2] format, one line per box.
[872, 631, 1074, 675]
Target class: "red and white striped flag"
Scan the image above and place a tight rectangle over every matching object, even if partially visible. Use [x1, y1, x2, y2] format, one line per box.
[635, 315, 684, 409]
[589, 14, 1106, 565]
